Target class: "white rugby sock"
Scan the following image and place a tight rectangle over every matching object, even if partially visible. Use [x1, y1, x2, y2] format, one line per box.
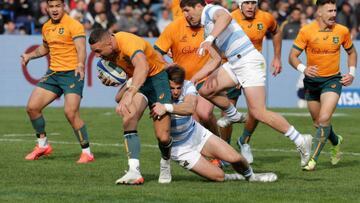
[224, 173, 246, 181]
[82, 147, 91, 155]
[129, 158, 141, 173]
[285, 126, 303, 147]
[224, 104, 242, 121]
[37, 137, 48, 148]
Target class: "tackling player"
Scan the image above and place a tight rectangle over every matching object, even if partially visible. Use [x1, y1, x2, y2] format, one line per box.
[151, 65, 277, 182]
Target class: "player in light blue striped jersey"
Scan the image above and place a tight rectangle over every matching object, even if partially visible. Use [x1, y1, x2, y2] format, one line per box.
[180, 0, 312, 169]
[151, 65, 277, 183]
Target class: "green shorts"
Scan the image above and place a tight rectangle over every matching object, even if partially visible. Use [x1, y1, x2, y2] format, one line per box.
[196, 81, 242, 100]
[139, 70, 172, 107]
[37, 69, 84, 97]
[304, 73, 342, 101]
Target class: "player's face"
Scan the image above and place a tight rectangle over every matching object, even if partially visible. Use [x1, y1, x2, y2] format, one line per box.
[318, 3, 337, 27]
[90, 37, 116, 61]
[47, 0, 65, 23]
[182, 4, 202, 27]
[169, 80, 183, 100]
[241, 1, 257, 19]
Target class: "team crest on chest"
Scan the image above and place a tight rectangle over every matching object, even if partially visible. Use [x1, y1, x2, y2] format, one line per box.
[257, 23, 264, 31]
[332, 36, 339, 44]
[58, 27, 64, 35]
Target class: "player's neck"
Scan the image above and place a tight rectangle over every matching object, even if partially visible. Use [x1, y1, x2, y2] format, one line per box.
[317, 19, 334, 31]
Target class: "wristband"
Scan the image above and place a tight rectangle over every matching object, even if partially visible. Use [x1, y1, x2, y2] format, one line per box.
[164, 104, 174, 113]
[297, 63, 306, 73]
[205, 35, 215, 43]
[349, 66, 356, 77]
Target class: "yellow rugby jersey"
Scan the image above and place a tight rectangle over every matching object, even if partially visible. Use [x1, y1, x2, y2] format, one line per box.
[42, 13, 85, 71]
[113, 32, 165, 77]
[154, 17, 209, 80]
[171, 0, 183, 20]
[231, 9, 277, 52]
[293, 21, 353, 77]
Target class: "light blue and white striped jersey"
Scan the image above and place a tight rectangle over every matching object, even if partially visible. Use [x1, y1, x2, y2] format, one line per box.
[171, 80, 198, 146]
[201, 4, 256, 63]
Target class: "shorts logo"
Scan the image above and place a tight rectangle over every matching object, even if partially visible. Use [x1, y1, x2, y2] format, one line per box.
[159, 93, 165, 100]
[333, 36, 339, 44]
[69, 84, 75, 89]
[180, 160, 190, 168]
[331, 84, 336, 88]
[58, 28, 64, 35]
[257, 23, 263, 31]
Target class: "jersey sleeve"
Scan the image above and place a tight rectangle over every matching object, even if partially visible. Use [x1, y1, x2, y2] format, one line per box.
[342, 28, 353, 51]
[121, 35, 147, 60]
[293, 28, 307, 51]
[154, 23, 174, 55]
[266, 13, 278, 33]
[41, 24, 47, 44]
[184, 81, 198, 96]
[69, 20, 85, 39]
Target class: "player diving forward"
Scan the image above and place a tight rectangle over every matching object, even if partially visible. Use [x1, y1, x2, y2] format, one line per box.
[151, 65, 277, 182]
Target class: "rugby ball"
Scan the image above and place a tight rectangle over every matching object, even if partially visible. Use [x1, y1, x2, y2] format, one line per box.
[96, 59, 127, 86]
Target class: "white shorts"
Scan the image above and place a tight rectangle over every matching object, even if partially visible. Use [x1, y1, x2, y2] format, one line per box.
[171, 122, 212, 170]
[222, 50, 267, 88]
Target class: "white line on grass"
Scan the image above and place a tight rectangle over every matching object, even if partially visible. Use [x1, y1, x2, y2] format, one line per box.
[3, 132, 60, 137]
[1, 138, 359, 157]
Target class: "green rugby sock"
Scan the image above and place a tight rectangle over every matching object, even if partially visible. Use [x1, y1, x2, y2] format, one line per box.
[124, 131, 140, 159]
[74, 125, 90, 149]
[158, 137, 172, 160]
[31, 115, 45, 136]
[328, 125, 339, 146]
[239, 129, 253, 144]
[311, 126, 331, 161]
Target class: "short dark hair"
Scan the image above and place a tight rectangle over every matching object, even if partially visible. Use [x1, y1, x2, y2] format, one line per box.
[180, 0, 206, 8]
[166, 65, 186, 84]
[316, 0, 336, 6]
[88, 28, 110, 45]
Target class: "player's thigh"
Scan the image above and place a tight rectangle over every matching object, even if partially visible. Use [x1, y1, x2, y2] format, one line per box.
[243, 86, 266, 114]
[64, 93, 81, 114]
[201, 135, 240, 163]
[194, 95, 214, 119]
[200, 67, 238, 95]
[318, 92, 340, 123]
[307, 101, 321, 125]
[153, 114, 171, 142]
[191, 156, 224, 182]
[27, 86, 59, 111]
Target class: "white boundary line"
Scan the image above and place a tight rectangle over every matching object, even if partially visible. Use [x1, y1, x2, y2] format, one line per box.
[1, 138, 359, 157]
[3, 132, 60, 137]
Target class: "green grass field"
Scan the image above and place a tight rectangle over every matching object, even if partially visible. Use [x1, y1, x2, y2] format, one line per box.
[0, 107, 359, 203]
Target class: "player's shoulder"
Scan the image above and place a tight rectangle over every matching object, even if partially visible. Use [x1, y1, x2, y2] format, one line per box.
[334, 23, 350, 34]
[62, 14, 82, 26]
[230, 8, 241, 17]
[299, 21, 316, 33]
[257, 10, 274, 20]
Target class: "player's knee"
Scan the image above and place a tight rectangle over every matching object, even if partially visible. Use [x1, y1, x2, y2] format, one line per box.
[156, 132, 171, 144]
[211, 172, 225, 182]
[198, 87, 214, 99]
[26, 105, 39, 115]
[64, 108, 77, 122]
[249, 109, 266, 122]
[318, 114, 331, 125]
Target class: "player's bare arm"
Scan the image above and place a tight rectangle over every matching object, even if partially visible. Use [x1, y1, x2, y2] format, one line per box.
[289, 48, 319, 77]
[151, 94, 197, 119]
[341, 46, 357, 86]
[191, 45, 221, 84]
[74, 37, 87, 80]
[198, 9, 231, 55]
[116, 52, 149, 115]
[271, 25, 282, 76]
[21, 41, 49, 66]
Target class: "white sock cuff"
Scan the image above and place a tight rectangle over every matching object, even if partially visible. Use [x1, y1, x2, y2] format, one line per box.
[129, 158, 140, 172]
[285, 126, 295, 137]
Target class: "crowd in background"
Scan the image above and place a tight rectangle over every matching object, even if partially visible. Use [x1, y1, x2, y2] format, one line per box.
[1, 0, 360, 40]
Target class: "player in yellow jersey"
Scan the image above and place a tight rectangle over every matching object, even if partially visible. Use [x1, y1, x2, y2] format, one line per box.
[21, 0, 94, 164]
[89, 29, 173, 185]
[219, 0, 282, 164]
[289, 0, 357, 171]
